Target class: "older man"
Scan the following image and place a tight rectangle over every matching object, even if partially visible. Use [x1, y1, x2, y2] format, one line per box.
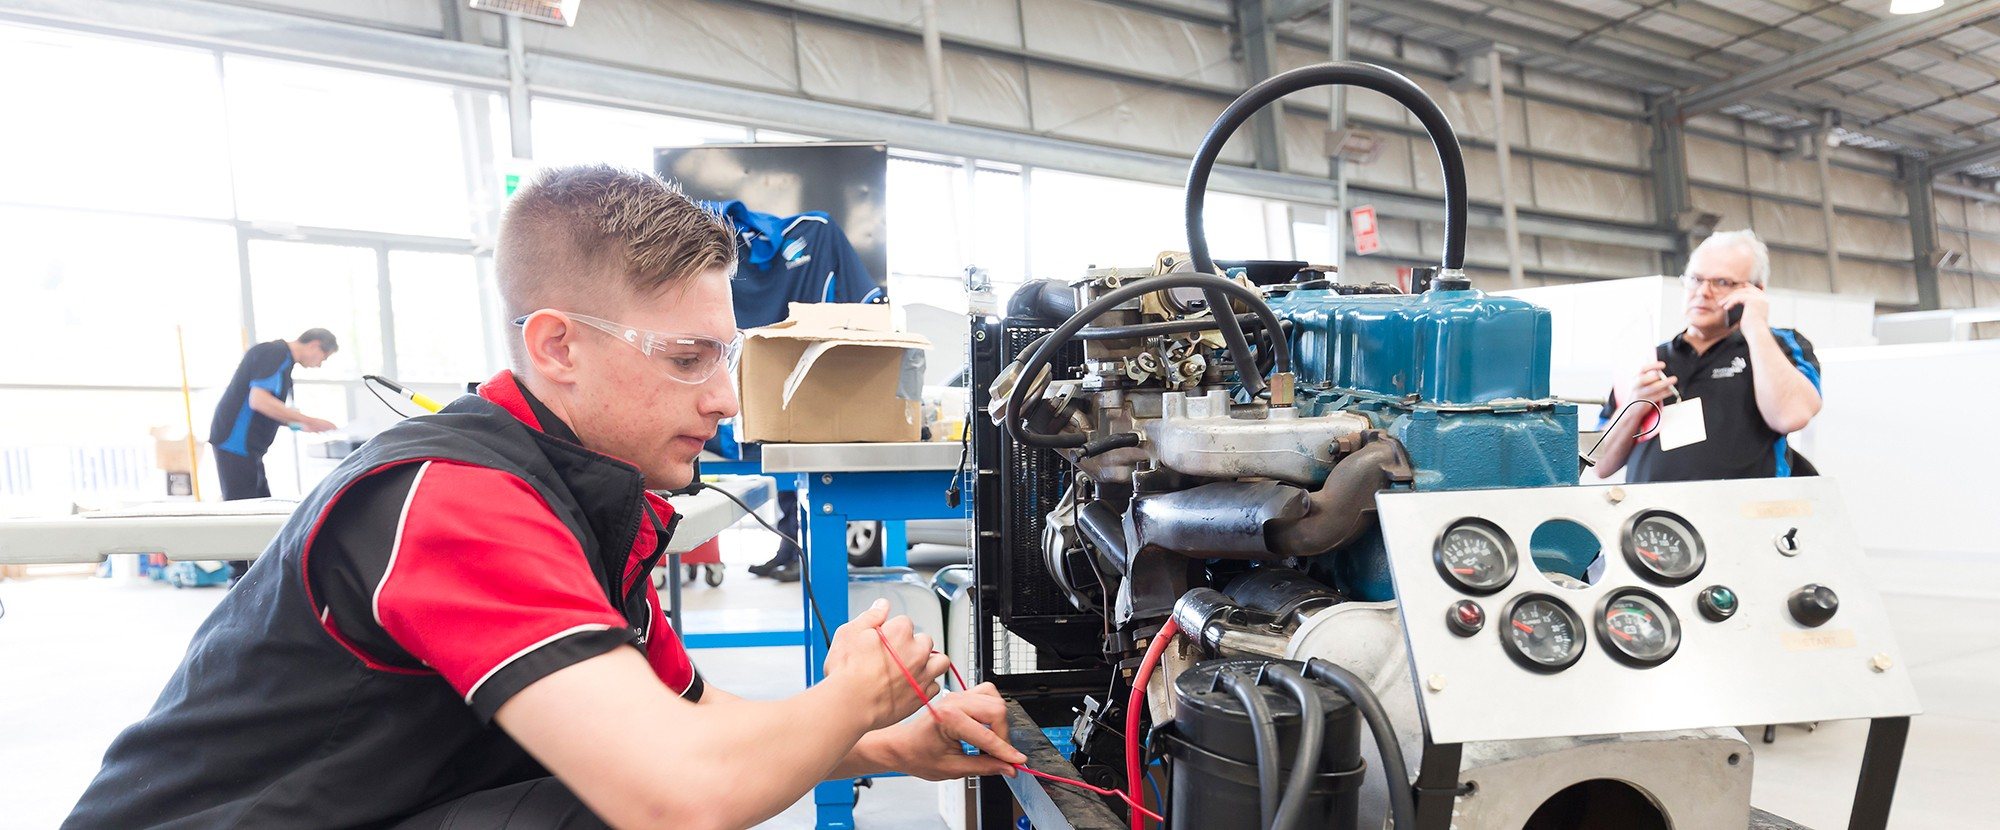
[1592, 230, 1824, 482]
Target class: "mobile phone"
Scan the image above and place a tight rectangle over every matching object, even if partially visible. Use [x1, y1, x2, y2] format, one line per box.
[1726, 304, 1744, 327]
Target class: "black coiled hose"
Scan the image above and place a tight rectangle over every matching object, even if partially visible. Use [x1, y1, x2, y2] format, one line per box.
[1004, 272, 1290, 449]
[1185, 62, 1469, 275]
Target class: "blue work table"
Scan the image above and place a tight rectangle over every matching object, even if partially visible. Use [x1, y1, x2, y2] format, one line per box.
[685, 441, 967, 830]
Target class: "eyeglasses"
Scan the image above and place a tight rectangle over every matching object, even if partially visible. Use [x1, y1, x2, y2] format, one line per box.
[1681, 273, 1749, 293]
[512, 310, 741, 385]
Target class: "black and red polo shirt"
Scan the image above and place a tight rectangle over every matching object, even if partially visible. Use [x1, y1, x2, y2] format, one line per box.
[67, 371, 702, 829]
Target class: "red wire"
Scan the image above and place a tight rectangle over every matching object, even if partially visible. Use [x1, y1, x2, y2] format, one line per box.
[872, 627, 1164, 825]
[1126, 619, 1181, 829]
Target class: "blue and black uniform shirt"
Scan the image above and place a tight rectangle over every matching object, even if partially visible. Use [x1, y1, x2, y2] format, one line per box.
[1599, 327, 1822, 482]
[710, 200, 876, 329]
[209, 340, 295, 459]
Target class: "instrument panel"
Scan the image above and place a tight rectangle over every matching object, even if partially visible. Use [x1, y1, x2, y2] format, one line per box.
[1379, 477, 1921, 744]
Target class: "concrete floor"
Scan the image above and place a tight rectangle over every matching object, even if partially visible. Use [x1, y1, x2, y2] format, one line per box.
[2, 526, 1995, 829]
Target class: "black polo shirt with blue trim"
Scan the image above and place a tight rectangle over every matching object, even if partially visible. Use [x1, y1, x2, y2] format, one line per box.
[1599, 327, 1821, 482]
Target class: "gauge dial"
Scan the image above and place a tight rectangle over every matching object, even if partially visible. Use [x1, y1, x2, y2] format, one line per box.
[1433, 519, 1518, 595]
[1597, 590, 1681, 667]
[1501, 594, 1586, 673]
[1622, 510, 1706, 585]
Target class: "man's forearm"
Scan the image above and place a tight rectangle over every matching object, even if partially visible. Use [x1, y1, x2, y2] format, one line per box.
[1743, 325, 1821, 433]
[828, 730, 899, 779]
[247, 389, 306, 425]
[677, 680, 879, 825]
[1590, 400, 1645, 478]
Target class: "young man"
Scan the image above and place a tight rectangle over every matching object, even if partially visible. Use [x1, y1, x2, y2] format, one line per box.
[67, 166, 1021, 829]
[208, 328, 340, 581]
[1592, 230, 1824, 482]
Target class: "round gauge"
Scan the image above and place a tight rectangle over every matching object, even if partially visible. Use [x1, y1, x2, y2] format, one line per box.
[1433, 519, 1518, 595]
[1596, 589, 1682, 668]
[1500, 593, 1586, 673]
[1622, 510, 1706, 586]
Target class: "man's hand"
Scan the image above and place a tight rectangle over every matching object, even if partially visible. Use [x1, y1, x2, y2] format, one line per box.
[298, 416, 338, 433]
[1617, 360, 1678, 409]
[873, 682, 1024, 781]
[1722, 286, 1770, 330]
[821, 599, 950, 731]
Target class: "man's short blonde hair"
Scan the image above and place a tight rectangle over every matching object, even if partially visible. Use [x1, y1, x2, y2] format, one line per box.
[496, 165, 736, 359]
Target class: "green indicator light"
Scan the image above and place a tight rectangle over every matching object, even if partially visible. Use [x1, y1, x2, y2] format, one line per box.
[1711, 587, 1736, 609]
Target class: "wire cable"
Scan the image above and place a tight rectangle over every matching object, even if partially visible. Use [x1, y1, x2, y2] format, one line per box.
[873, 627, 1164, 824]
[691, 482, 833, 648]
[1223, 671, 1283, 830]
[1265, 664, 1326, 830]
[1581, 398, 1664, 468]
[1125, 619, 1182, 828]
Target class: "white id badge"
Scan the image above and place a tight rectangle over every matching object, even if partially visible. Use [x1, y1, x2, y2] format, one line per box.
[1656, 397, 1706, 451]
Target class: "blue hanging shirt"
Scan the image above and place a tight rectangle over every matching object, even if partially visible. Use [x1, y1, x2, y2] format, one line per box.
[710, 200, 877, 329]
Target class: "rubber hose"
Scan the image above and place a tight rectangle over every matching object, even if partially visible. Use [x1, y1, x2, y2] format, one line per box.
[1005, 273, 1289, 449]
[1303, 658, 1417, 830]
[1076, 312, 1265, 341]
[1265, 664, 1326, 830]
[1185, 62, 1467, 275]
[1127, 619, 1182, 828]
[1224, 670, 1283, 830]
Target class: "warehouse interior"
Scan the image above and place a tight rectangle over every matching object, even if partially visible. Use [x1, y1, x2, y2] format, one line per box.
[2, 0, 1997, 828]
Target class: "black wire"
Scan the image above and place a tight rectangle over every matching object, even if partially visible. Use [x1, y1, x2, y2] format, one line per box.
[361, 375, 427, 420]
[1266, 665, 1326, 830]
[1303, 658, 1415, 830]
[1582, 399, 1664, 467]
[1223, 671, 1282, 830]
[694, 482, 833, 648]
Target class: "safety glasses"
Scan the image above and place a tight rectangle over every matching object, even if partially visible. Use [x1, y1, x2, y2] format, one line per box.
[512, 310, 741, 385]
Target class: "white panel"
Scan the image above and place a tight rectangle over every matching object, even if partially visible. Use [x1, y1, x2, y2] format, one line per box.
[1746, 151, 1822, 201]
[1965, 232, 2000, 271]
[1348, 87, 1412, 126]
[1024, 65, 1248, 162]
[1685, 113, 1741, 135]
[529, 0, 799, 94]
[1825, 165, 1906, 215]
[1935, 192, 1967, 229]
[1276, 42, 1335, 112]
[1966, 199, 2000, 235]
[1791, 342, 2000, 557]
[1940, 271, 1978, 309]
[1685, 135, 1747, 186]
[1414, 146, 1534, 207]
[1830, 144, 1897, 173]
[1283, 111, 1330, 178]
[1409, 75, 1530, 146]
[1836, 260, 1918, 306]
[797, 21, 930, 114]
[1519, 65, 1642, 114]
[1536, 238, 1658, 278]
[1690, 187, 1752, 230]
[798, 0, 1024, 48]
[1467, 227, 1539, 266]
[1346, 132, 1415, 189]
[1019, 0, 1242, 87]
[1528, 163, 1652, 222]
[1751, 199, 1828, 248]
[1376, 216, 1425, 256]
[1523, 100, 1645, 167]
[947, 52, 1031, 130]
[1768, 249, 1831, 294]
[222, 0, 444, 31]
[1834, 214, 1913, 260]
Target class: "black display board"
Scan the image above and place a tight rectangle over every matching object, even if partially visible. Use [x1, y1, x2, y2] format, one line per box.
[654, 141, 888, 285]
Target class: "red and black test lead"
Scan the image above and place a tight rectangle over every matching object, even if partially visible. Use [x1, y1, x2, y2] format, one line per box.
[872, 627, 1166, 825]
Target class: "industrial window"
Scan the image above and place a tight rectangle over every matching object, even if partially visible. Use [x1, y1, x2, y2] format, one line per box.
[531, 98, 752, 171]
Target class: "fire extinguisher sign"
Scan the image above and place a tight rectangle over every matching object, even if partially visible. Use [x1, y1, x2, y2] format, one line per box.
[1351, 204, 1381, 256]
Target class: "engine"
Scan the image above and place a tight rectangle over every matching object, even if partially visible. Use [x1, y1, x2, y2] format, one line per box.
[962, 61, 1914, 830]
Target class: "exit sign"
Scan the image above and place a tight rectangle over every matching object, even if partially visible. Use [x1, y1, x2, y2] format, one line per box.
[1351, 205, 1380, 256]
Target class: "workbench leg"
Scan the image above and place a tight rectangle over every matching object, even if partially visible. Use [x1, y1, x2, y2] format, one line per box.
[802, 478, 856, 830]
[883, 520, 907, 568]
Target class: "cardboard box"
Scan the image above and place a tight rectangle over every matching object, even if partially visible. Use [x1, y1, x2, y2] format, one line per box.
[150, 426, 197, 474]
[737, 303, 931, 443]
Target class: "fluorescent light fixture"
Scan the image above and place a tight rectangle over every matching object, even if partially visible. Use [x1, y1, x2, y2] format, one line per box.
[1890, 0, 1944, 14]
[469, 0, 580, 27]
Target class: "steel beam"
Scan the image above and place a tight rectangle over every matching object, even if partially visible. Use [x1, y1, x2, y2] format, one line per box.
[1237, 0, 1285, 171]
[1677, 1, 2000, 116]
[1929, 137, 2000, 173]
[1651, 97, 1694, 275]
[1906, 159, 1945, 310]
